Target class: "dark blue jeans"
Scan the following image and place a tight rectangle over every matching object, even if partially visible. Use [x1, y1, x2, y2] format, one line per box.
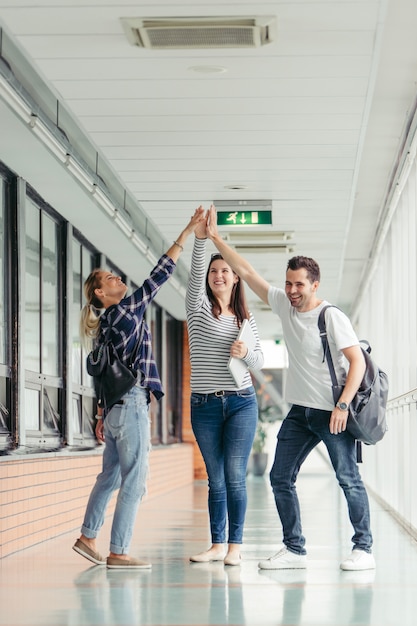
[191, 387, 258, 544]
[270, 404, 373, 555]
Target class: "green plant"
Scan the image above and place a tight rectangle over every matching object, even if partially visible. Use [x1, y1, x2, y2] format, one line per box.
[252, 404, 280, 454]
[252, 421, 268, 454]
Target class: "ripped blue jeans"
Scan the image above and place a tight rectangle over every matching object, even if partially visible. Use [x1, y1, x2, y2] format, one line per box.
[81, 386, 150, 555]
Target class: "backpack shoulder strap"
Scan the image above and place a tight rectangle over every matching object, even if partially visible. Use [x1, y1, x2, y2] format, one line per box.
[318, 304, 339, 359]
[318, 304, 365, 460]
[318, 304, 340, 387]
[101, 321, 143, 369]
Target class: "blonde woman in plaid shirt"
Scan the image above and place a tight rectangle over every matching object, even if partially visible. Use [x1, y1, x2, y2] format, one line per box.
[73, 208, 204, 569]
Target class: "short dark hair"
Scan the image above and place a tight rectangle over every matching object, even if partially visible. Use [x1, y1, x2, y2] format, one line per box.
[287, 256, 320, 283]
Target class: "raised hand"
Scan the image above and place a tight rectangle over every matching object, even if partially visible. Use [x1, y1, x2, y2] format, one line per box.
[206, 204, 219, 240]
[194, 206, 208, 239]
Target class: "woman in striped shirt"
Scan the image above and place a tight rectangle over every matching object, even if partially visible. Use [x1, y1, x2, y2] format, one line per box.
[187, 210, 264, 566]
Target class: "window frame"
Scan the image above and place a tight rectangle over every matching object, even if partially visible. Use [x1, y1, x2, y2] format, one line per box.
[20, 186, 65, 451]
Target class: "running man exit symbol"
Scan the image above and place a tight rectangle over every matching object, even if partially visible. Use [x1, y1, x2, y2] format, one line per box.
[217, 210, 272, 226]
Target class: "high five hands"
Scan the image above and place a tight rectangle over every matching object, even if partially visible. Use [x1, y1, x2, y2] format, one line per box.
[194, 204, 219, 240]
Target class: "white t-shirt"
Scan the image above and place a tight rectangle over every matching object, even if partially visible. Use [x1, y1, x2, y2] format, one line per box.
[268, 287, 359, 410]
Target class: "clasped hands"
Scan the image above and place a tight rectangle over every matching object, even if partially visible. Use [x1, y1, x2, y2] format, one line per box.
[194, 205, 219, 240]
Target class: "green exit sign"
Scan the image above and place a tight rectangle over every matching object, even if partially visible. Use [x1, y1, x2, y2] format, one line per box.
[217, 210, 272, 226]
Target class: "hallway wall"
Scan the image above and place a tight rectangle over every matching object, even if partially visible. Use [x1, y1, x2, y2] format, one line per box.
[0, 443, 194, 559]
[356, 138, 417, 539]
[0, 321, 204, 560]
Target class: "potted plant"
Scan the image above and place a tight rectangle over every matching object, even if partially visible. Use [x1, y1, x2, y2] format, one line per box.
[251, 405, 279, 476]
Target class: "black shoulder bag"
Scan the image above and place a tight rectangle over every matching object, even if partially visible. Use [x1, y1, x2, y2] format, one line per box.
[87, 335, 141, 411]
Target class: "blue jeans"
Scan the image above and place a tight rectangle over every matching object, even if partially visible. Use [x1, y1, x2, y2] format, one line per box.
[191, 387, 258, 544]
[81, 386, 150, 555]
[270, 404, 373, 555]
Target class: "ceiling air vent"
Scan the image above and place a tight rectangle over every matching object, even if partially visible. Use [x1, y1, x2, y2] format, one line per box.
[120, 16, 277, 49]
[233, 244, 294, 254]
[223, 231, 295, 255]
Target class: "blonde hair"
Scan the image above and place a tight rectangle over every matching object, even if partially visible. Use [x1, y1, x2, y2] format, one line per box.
[79, 268, 105, 350]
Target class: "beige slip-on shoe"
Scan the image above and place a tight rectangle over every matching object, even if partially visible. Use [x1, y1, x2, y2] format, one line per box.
[190, 550, 226, 563]
[224, 555, 241, 566]
[72, 538, 106, 565]
[106, 556, 152, 569]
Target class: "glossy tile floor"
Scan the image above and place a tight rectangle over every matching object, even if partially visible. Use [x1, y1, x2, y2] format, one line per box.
[1, 449, 417, 626]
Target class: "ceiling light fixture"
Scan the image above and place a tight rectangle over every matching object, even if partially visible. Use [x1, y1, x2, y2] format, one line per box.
[114, 211, 133, 238]
[65, 155, 95, 193]
[0, 73, 32, 120]
[91, 184, 117, 219]
[229, 243, 294, 254]
[214, 199, 272, 211]
[188, 65, 227, 73]
[131, 232, 149, 255]
[146, 250, 158, 266]
[0, 67, 177, 271]
[28, 115, 67, 163]
[225, 231, 294, 243]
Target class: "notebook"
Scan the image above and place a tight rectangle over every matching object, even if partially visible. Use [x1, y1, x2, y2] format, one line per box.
[228, 319, 257, 387]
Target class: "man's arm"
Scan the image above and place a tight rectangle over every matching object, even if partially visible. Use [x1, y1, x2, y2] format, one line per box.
[329, 344, 366, 435]
[206, 205, 271, 304]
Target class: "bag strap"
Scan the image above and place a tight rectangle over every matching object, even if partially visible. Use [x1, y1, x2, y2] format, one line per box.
[101, 320, 144, 369]
[318, 304, 363, 462]
[318, 305, 340, 394]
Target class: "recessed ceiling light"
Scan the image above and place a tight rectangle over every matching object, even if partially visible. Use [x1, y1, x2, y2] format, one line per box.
[188, 65, 228, 73]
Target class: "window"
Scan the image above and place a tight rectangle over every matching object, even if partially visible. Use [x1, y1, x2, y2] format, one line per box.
[0, 177, 5, 363]
[70, 236, 98, 446]
[0, 161, 187, 454]
[164, 313, 183, 443]
[42, 212, 59, 375]
[24, 194, 62, 450]
[24, 200, 41, 373]
[0, 172, 11, 452]
[148, 302, 162, 444]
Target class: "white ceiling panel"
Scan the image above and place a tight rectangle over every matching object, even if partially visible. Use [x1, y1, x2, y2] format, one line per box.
[51, 77, 369, 100]
[35, 56, 372, 81]
[77, 114, 363, 133]
[68, 97, 367, 117]
[0, 0, 416, 344]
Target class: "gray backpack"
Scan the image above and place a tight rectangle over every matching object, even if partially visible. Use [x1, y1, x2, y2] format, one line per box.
[318, 305, 389, 456]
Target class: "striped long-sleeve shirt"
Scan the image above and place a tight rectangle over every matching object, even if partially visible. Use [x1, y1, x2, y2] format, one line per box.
[98, 254, 175, 400]
[186, 238, 264, 393]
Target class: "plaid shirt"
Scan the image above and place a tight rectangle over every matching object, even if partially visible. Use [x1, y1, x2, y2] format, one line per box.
[98, 254, 176, 400]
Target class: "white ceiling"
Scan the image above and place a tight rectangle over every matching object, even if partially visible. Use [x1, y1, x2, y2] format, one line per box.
[0, 0, 417, 341]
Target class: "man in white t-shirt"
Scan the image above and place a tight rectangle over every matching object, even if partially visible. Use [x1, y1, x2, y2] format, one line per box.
[207, 205, 375, 572]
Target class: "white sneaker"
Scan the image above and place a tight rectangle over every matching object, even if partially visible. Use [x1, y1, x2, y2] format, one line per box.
[340, 549, 376, 571]
[258, 547, 307, 570]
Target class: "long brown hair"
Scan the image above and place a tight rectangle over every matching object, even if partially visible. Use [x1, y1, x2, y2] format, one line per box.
[205, 254, 249, 327]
